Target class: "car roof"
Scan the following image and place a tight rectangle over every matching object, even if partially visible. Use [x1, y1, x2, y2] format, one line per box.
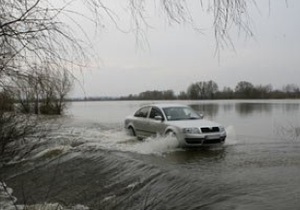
[145, 103, 189, 109]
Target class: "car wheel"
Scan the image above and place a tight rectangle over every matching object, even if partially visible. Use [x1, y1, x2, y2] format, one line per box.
[166, 130, 176, 138]
[164, 130, 182, 147]
[128, 126, 136, 136]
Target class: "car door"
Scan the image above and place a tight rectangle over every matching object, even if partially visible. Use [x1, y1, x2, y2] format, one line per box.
[133, 106, 151, 137]
[148, 106, 167, 136]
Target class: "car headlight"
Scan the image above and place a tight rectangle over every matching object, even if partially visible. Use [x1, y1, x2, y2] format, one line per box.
[182, 127, 200, 134]
[219, 126, 225, 132]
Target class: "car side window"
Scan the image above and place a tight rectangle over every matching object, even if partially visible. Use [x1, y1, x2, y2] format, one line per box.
[134, 107, 149, 118]
[149, 107, 164, 119]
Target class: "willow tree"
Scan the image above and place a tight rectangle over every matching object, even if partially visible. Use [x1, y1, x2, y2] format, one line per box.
[127, 0, 253, 52]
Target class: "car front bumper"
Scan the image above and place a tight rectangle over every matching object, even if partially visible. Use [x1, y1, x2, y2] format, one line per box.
[178, 132, 227, 147]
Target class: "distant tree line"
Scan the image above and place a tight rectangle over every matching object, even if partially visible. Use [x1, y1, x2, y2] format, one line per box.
[120, 80, 300, 100]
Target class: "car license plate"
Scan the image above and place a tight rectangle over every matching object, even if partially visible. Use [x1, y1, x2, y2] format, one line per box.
[206, 135, 220, 139]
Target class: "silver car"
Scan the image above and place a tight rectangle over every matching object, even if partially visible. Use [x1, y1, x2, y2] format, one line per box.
[124, 104, 226, 147]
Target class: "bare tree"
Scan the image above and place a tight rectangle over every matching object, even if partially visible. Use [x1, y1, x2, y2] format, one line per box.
[0, 0, 91, 161]
[282, 84, 300, 98]
[38, 67, 73, 115]
[11, 65, 73, 115]
[126, 0, 254, 53]
[51, 70, 73, 115]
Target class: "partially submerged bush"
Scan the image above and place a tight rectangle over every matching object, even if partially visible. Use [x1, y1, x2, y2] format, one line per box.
[12, 68, 73, 116]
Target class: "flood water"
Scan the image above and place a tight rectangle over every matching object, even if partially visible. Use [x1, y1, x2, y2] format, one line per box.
[1, 100, 300, 210]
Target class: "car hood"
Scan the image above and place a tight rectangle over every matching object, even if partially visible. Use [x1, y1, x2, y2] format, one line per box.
[166, 119, 222, 128]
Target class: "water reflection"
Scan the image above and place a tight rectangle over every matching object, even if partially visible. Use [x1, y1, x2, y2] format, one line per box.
[190, 101, 300, 117]
[222, 103, 234, 113]
[234, 103, 273, 116]
[281, 103, 300, 112]
[190, 103, 219, 118]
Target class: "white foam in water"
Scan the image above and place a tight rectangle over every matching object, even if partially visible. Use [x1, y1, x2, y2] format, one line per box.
[131, 135, 180, 155]
[73, 128, 180, 155]
[31, 146, 72, 160]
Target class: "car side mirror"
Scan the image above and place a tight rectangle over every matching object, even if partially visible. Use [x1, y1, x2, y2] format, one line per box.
[154, 115, 163, 121]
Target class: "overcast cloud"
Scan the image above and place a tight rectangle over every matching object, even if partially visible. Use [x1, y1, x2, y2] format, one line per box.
[71, 0, 300, 97]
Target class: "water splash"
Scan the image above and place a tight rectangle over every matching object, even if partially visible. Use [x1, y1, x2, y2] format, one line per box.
[24, 120, 235, 159]
[71, 128, 180, 155]
[131, 135, 180, 155]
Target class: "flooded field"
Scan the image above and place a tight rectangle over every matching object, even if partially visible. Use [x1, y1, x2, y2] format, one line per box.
[1, 100, 300, 209]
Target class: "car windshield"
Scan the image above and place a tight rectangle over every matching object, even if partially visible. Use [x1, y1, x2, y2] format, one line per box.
[162, 106, 201, 121]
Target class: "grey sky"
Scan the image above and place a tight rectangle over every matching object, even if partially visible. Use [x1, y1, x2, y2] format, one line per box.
[71, 0, 300, 97]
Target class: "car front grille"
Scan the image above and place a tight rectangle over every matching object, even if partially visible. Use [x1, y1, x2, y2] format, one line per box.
[201, 127, 220, 133]
[185, 138, 204, 144]
[203, 139, 223, 144]
[185, 137, 225, 145]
